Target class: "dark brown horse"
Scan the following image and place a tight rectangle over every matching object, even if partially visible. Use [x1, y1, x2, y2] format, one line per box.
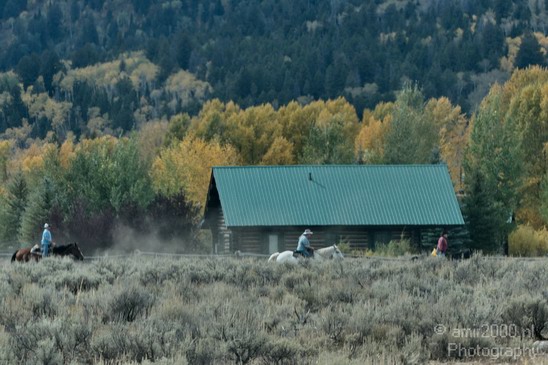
[11, 242, 84, 262]
[52, 243, 84, 260]
[10, 247, 39, 262]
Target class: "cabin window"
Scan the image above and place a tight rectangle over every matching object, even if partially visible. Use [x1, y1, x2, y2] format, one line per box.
[374, 231, 391, 246]
[268, 234, 279, 254]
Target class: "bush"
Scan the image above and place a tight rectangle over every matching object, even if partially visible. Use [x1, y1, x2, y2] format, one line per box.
[509, 225, 548, 256]
[51, 268, 104, 294]
[371, 239, 416, 257]
[501, 296, 548, 340]
[108, 283, 155, 322]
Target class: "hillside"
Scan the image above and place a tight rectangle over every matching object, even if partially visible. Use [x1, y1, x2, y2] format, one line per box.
[0, 0, 547, 140]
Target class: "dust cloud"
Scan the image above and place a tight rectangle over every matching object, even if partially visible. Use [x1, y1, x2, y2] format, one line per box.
[87, 224, 211, 257]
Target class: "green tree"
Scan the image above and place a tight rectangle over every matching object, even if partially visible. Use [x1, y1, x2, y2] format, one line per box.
[46, 3, 64, 41]
[109, 136, 154, 215]
[300, 117, 354, 164]
[112, 77, 137, 131]
[164, 113, 191, 147]
[58, 136, 154, 247]
[383, 84, 438, 164]
[16, 53, 41, 89]
[39, 50, 63, 95]
[515, 33, 545, 69]
[299, 98, 359, 164]
[0, 172, 28, 245]
[19, 177, 55, 243]
[0, 73, 28, 131]
[462, 169, 499, 252]
[463, 86, 522, 252]
[175, 33, 192, 70]
[541, 169, 548, 224]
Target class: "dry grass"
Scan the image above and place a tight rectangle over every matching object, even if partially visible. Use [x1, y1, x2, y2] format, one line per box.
[0, 255, 547, 364]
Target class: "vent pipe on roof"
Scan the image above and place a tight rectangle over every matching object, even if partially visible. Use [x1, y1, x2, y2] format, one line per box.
[309, 172, 312, 181]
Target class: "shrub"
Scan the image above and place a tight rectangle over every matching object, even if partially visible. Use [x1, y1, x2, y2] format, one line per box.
[335, 240, 351, 255]
[261, 338, 302, 364]
[185, 336, 224, 365]
[509, 225, 548, 256]
[501, 296, 548, 340]
[51, 268, 104, 294]
[91, 324, 133, 363]
[108, 283, 155, 322]
[373, 239, 416, 257]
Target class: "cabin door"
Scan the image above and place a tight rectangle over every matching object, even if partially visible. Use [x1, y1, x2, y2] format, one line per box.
[268, 234, 279, 254]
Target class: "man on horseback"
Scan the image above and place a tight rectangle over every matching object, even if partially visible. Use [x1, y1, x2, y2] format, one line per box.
[295, 229, 314, 258]
[41, 223, 55, 257]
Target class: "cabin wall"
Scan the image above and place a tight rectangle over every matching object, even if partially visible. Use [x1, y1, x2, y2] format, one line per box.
[210, 206, 233, 254]
[225, 226, 422, 255]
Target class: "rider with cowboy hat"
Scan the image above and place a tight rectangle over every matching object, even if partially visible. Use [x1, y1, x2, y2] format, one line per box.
[41, 223, 56, 257]
[296, 229, 314, 257]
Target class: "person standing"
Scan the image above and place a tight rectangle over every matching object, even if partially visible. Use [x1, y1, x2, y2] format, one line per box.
[296, 229, 314, 257]
[437, 229, 448, 257]
[41, 223, 54, 257]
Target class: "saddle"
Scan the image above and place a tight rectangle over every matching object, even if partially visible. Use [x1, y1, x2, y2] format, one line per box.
[293, 248, 314, 258]
[293, 250, 305, 258]
[30, 244, 42, 256]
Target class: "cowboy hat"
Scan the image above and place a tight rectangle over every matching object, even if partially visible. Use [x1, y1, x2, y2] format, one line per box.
[303, 229, 313, 235]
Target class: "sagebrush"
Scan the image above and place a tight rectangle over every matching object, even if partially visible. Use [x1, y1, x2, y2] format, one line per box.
[0, 255, 547, 364]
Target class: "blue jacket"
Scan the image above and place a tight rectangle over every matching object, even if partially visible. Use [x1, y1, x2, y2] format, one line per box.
[41, 229, 52, 246]
[296, 234, 310, 252]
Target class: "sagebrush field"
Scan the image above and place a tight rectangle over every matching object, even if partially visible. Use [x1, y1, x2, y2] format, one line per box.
[1, 255, 547, 364]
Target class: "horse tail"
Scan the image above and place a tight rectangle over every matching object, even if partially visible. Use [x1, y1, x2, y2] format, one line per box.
[268, 252, 280, 262]
[11, 250, 17, 262]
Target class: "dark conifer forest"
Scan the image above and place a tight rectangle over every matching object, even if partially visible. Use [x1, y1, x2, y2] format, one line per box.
[0, 0, 547, 139]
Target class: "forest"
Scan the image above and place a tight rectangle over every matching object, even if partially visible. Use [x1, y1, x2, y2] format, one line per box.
[0, 67, 547, 255]
[0, 0, 548, 137]
[0, 0, 547, 254]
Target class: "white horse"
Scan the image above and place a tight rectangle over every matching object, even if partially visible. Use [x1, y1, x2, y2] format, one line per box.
[268, 245, 344, 264]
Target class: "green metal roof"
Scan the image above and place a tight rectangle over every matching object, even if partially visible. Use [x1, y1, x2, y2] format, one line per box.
[209, 165, 464, 227]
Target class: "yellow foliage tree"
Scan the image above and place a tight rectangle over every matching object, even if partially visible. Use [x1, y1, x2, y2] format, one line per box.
[136, 120, 169, 164]
[499, 67, 548, 227]
[151, 135, 241, 208]
[191, 99, 241, 143]
[24, 91, 73, 139]
[77, 135, 118, 155]
[425, 97, 469, 191]
[298, 98, 359, 164]
[354, 103, 393, 164]
[0, 140, 12, 182]
[59, 136, 76, 169]
[11, 142, 57, 185]
[261, 137, 295, 165]
[509, 224, 548, 256]
[165, 70, 213, 111]
[277, 101, 320, 160]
